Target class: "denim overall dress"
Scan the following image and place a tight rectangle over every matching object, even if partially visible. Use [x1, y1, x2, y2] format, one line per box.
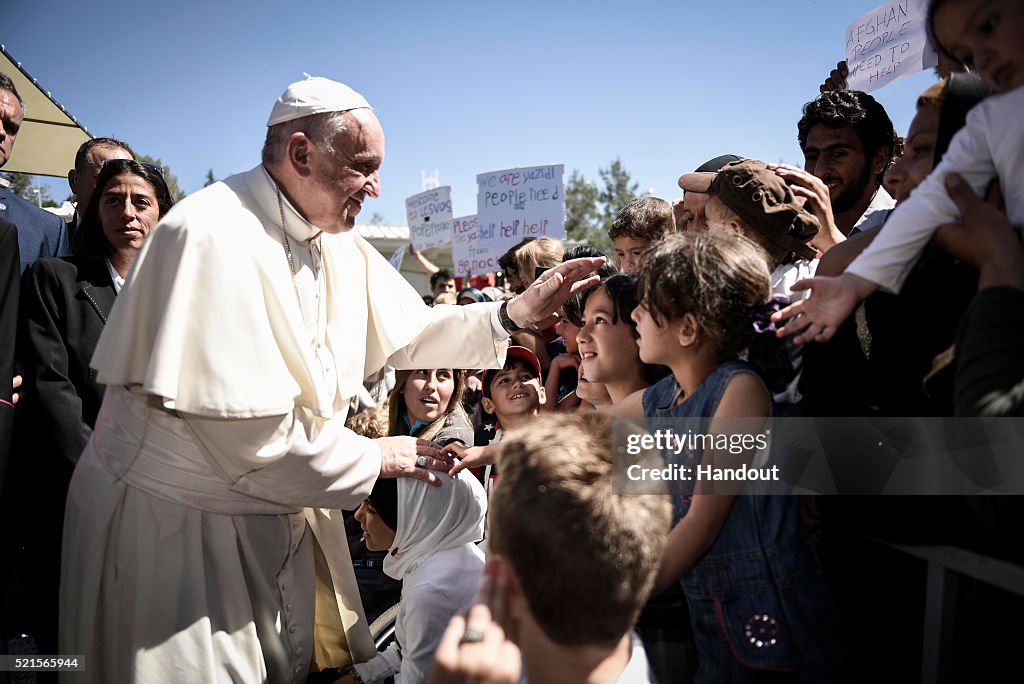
[643, 361, 846, 682]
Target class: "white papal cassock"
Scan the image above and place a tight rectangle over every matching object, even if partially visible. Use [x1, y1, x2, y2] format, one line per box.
[59, 165, 509, 683]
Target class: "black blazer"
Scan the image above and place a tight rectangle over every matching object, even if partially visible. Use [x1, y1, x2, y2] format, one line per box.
[0, 218, 19, 491]
[18, 256, 116, 464]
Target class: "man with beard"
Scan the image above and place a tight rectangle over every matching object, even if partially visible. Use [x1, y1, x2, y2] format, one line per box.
[797, 90, 898, 236]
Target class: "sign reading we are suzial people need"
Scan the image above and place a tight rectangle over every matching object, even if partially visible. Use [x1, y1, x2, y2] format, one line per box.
[475, 164, 566, 252]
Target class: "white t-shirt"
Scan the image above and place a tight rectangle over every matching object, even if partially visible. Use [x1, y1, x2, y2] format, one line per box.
[848, 85, 1024, 293]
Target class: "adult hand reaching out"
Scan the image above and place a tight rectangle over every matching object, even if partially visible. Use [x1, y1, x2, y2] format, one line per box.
[932, 173, 1024, 290]
[771, 272, 877, 344]
[504, 257, 605, 329]
[376, 436, 453, 486]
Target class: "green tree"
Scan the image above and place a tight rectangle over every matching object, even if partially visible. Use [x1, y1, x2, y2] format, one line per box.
[597, 158, 639, 236]
[0, 172, 56, 207]
[564, 169, 610, 253]
[369, 212, 385, 225]
[0, 171, 30, 198]
[138, 155, 185, 201]
[204, 169, 217, 187]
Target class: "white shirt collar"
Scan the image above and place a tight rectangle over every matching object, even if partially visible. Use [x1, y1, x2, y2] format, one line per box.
[853, 186, 897, 231]
[104, 258, 125, 294]
[256, 165, 322, 244]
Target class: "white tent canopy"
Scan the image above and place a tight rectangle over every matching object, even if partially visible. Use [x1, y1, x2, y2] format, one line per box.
[1, 43, 91, 178]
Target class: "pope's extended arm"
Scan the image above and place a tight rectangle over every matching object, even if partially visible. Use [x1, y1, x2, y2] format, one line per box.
[182, 410, 384, 510]
[387, 302, 509, 371]
[182, 407, 453, 510]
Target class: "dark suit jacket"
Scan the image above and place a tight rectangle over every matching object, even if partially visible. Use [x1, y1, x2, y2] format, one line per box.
[0, 218, 19, 492]
[0, 187, 70, 274]
[19, 256, 115, 465]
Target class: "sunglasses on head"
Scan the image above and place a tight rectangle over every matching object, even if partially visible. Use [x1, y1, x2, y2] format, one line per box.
[101, 158, 163, 176]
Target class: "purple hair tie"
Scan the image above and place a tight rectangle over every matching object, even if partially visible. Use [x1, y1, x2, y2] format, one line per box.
[752, 294, 790, 335]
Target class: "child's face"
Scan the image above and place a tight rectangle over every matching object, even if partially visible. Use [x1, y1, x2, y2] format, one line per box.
[612, 236, 651, 274]
[403, 369, 456, 424]
[354, 499, 396, 552]
[554, 308, 582, 354]
[578, 287, 642, 385]
[484, 361, 544, 419]
[934, 0, 1024, 92]
[632, 301, 681, 366]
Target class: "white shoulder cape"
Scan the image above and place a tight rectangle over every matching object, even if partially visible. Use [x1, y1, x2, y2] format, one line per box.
[91, 165, 434, 419]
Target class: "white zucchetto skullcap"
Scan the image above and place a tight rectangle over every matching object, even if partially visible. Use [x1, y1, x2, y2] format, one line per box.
[266, 74, 372, 127]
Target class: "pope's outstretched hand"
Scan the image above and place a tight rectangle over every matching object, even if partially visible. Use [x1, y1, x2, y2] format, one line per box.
[505, 257, 605, 328]
[377, 436, 453, 486]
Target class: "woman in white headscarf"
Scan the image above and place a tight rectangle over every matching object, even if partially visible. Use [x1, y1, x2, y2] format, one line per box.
[343, 467, 486, 683]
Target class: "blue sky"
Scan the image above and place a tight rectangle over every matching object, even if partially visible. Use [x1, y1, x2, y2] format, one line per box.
[6, 0, 936, 225]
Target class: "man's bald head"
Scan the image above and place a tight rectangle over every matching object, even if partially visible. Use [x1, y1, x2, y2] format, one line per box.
[69, 137, 136, 213]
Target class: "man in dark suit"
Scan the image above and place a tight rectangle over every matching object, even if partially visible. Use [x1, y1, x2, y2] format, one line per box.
[0, 216, 20, 672]
[0, 72, 70, 273]
[0, 217, 18, 491]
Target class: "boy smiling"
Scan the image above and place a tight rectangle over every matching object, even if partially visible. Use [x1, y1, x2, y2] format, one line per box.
[480, 346, 546, 439]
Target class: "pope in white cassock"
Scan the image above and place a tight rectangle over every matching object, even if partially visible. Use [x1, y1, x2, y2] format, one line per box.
[59, 77, 602, 683]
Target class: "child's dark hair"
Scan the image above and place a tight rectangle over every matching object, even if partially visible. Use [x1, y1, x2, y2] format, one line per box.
[609, 196, 673, 241]
[582, 273, 671, 385]
[561, 244, 619, 327]
[925, 0, 958, 63]
[636, 232, 795, 392]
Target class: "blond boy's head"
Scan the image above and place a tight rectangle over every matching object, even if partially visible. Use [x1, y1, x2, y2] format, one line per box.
[489, 413, 670, 646]
[345, 404, 390, 439]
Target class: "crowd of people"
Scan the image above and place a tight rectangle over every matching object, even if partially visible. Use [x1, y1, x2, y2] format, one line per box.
[0, 0, 1023, 681]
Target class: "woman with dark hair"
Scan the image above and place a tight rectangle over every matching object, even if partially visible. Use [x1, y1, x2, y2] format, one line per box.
[72, 159, 176, 264]
[22, 158, 175, 459]
[9, 158, 174, 655]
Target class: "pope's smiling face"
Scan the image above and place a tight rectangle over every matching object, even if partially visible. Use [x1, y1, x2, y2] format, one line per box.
[306, 108, 385, 233]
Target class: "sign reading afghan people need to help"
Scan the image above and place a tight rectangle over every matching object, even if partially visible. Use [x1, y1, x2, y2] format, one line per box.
[476, 165, 565, 259]
[845, 0, 937, 93]
[405, 186, 454, 251]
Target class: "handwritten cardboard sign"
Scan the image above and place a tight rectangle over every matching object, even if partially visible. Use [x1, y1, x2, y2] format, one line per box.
[451, 214, 506, 276]
[405, 186, 453, 251]
[475, 164, 565, 256]
[845, 0, 938, 93]
[389, 244, 404, 271]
